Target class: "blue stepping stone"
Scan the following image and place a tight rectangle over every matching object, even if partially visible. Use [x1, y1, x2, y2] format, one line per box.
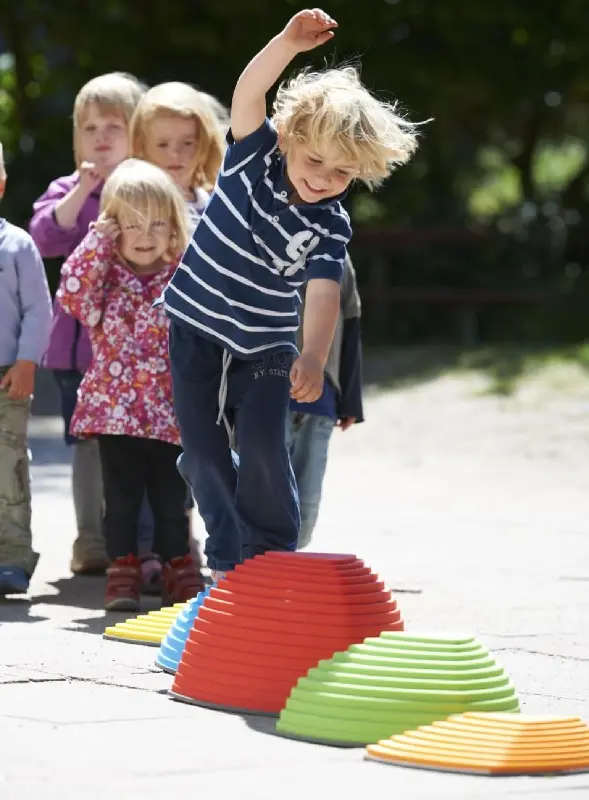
[155, 587, 212, 674]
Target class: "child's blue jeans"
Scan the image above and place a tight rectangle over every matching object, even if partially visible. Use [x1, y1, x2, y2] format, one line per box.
[169, 321, 299, 572]
[286, 411, 335, 549]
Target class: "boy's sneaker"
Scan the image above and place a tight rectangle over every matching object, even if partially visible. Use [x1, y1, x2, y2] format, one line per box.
[0, 566, 29, 596]
[140, 553, 162, 595]
[105, 555, 141, 611]
[161, 555, 205, 605]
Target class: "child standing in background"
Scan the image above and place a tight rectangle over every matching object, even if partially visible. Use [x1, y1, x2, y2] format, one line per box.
[163, 9, 419, 581]
[287, 255, 364, 549]
[29, 72, 145, 576]
[0, 142, 53, 595]
[57, 160, 204, 610]
[131, 82, 227, 227]
[130, 82, 228, 585]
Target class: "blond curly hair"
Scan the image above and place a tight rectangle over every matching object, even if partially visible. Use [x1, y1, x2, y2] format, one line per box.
[272, 67, 422, 189]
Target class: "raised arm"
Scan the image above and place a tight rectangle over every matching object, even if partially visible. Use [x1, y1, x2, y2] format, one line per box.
[231, 8, 337, 142]
[29, 166, 99, 258]
[56, 219, 119, 328]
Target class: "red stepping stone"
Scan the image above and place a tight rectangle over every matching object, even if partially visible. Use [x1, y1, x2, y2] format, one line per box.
[170, 552, 404, 715]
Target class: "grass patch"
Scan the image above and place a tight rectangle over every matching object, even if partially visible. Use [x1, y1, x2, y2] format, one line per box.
[365, 343, 589, 396]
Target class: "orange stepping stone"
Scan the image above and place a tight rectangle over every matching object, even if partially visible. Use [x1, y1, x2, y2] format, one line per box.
[170, 551, 404, 715]
[365, 712, 589, 775]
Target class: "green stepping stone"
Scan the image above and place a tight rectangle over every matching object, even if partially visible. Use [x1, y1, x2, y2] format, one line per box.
[276, 632, 520, 747]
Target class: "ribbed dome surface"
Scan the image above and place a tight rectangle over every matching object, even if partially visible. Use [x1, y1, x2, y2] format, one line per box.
[276, 633, 519, 746]
[103, 603, 187, 646]
[365, 712, 589, 775]
[170, 552, 404, 715]
[155, 588, 212, 673]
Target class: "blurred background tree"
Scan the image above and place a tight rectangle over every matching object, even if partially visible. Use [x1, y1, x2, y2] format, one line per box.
[1, 0, 588, 343]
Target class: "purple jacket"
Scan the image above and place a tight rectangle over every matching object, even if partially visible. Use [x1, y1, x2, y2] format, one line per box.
[29, 172, 101, 372]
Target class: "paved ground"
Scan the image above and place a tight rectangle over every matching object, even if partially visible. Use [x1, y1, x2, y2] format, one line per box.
[1, 369, 588, 798]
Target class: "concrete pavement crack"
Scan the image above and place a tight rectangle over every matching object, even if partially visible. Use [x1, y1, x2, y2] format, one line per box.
[72, 677, 166, 693]
[493, 647, 589, 662]
[481, 632, 580, 638]
[520, 690, 589, 702]
[1, 673, 167, 693]
[1, 677, 69, 685]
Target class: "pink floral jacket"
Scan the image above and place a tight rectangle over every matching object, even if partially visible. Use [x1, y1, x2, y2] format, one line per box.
[56, 229, 181, 445]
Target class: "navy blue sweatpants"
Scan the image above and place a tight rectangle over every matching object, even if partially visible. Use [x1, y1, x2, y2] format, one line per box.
[169, 321, 300, 572]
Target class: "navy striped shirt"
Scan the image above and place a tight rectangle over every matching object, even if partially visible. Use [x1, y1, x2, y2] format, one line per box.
[162, 119, 352, 359]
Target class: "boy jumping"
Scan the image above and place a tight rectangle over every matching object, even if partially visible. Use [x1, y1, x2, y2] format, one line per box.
[162, 8, 420, 581]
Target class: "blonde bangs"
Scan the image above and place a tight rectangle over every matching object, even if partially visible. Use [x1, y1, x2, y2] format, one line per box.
[273, 67, 422, 189]
[101, 159, 190, 257]
[130, 82, 227, 191]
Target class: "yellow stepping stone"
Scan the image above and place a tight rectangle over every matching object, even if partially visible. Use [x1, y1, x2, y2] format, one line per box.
[103, 603, 187, 646]
[365, 712, 589, 775]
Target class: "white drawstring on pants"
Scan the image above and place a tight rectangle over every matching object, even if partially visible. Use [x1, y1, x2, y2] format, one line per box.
[216, 349, 234, 443]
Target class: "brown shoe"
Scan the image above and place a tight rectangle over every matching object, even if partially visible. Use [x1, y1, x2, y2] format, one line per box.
[70, 538, 109, 576]
[161, 555, 205, 605]
[105, 555, 141, 611]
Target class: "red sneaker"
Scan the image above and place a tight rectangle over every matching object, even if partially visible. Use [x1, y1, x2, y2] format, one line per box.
[161, 555, 205, 605]
[105, 555, 141, 611]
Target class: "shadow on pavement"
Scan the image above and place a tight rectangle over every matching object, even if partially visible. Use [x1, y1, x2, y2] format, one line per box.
[18, 576, 162, 635]
[62, 611, 152, 637]
[242, 714, 281, 738]
[1, 576, 170, 637]
[241, 713, 365, 751]
[0, 597, 50, 624]
[32, 575, 112, 611]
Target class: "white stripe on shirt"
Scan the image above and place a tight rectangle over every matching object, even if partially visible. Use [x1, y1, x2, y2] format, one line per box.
[166, 304, 297, 355]
[173, 267, 300, 317]
[289, 205, 350, 242]
[185, 242, 299, 298]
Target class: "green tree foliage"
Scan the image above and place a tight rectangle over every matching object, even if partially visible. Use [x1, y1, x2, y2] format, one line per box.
[1, 0, 589, 339]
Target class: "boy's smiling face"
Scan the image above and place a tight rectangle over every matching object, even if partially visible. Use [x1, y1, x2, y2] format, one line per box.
[281, 138, 357, 204]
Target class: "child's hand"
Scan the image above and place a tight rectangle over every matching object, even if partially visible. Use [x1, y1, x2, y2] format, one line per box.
[93, 214, 121, 240]
[337, 417, 356, 432]
[290, 352, 324, 402]
[0, 360, 36, 401]
[78, 161, 103, 195]
[282, 8, 338, 53]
